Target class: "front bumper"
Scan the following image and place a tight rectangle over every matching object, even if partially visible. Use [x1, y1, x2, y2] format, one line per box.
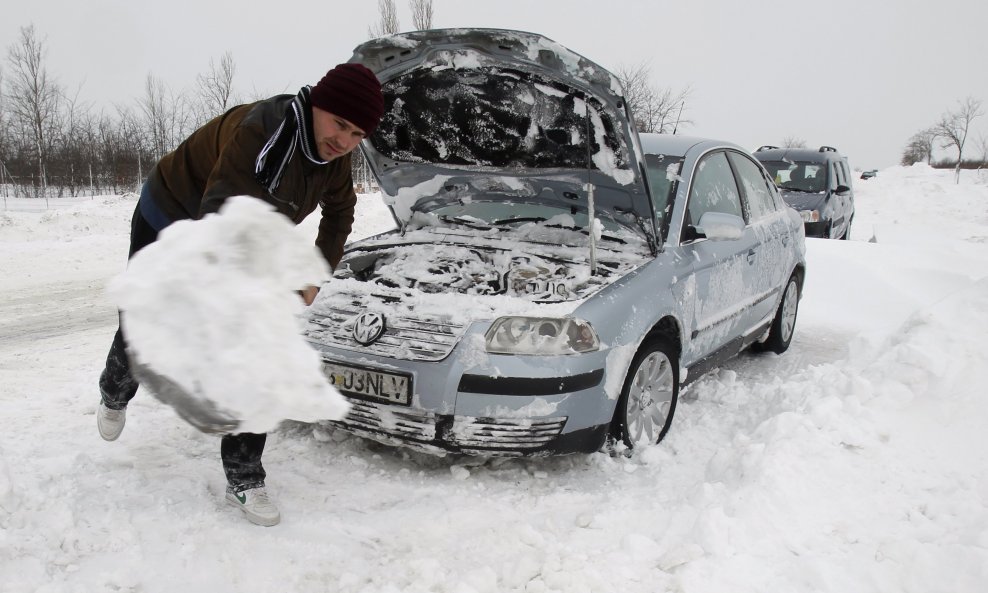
[309, 308, 621, 456]
[329, 396, 609, 456]
[803, 220, 831, 238]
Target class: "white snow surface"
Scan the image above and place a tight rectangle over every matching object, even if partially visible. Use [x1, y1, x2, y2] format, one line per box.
[1, 165, 987, 592]
[109, 196, 349, 434]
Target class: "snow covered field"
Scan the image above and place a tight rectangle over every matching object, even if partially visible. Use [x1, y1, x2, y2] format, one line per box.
[1, 165, 987, 593]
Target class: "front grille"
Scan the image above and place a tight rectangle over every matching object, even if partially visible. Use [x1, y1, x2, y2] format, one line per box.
[450, 416, 567, 451]
[305, 300, 466, 361]
[329, 398, 568, 456]
[334, 398, 438, 441]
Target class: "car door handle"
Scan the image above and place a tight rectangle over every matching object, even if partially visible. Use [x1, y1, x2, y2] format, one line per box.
[747, 249, 756, 264]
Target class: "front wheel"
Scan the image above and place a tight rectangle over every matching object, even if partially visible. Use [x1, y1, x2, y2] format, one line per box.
[610, 337, 680, 449]
[762, 273, 801, 354]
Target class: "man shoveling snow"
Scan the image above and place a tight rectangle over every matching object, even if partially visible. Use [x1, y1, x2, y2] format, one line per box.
[96, 63, 385, 526]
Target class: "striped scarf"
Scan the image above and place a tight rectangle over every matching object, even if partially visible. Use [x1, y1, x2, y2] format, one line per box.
[254, 86, 327, 194]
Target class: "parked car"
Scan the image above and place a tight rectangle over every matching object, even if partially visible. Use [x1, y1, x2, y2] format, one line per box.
[303, 29, 807, 456]
[860, 169, 878, 180]
[753, 145, 855, 239]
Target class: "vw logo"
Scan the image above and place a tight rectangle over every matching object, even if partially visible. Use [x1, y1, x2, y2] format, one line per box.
[352, 312, 386, 345]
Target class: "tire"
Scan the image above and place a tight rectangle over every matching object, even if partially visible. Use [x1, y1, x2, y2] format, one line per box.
[762, 273, 800, 354]
[610, 337, 679, 449]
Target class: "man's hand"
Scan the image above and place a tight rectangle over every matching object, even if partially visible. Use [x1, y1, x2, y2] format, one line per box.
[299, 285, 320, 306]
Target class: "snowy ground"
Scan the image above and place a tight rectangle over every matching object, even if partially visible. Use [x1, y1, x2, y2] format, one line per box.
[1, 165, 987, 593]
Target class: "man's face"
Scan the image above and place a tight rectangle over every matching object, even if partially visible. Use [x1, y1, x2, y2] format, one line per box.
[311, 106, 367, 161]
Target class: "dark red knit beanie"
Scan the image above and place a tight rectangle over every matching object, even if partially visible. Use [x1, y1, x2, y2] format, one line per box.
[310, 63, 385, 136]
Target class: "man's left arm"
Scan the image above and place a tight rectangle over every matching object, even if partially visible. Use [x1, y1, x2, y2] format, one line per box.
[315, 171, 358, 271]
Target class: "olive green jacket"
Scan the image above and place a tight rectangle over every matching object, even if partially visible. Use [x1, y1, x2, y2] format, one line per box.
[146, 95, 357, 268]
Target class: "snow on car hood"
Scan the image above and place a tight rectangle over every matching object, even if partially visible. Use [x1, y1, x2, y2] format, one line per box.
[780, 190, 827, 211]
[349, 29, 654, 241]
[311, 216, 651, 327]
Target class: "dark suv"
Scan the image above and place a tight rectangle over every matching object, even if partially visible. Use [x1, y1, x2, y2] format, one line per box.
[753, 145, 855, 239]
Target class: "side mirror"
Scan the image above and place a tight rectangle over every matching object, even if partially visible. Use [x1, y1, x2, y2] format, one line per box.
[694, 211, 745, 241]
[683, 224, 704, 242]
[835, 185, 851, 194]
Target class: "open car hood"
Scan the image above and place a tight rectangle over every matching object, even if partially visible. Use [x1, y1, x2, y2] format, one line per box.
[349, 29, 655, 242]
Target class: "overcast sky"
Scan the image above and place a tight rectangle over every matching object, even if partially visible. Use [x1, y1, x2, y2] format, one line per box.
[3, 0, 987, 168]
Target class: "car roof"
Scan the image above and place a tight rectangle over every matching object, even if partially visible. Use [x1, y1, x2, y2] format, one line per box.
[639, 133, 745, 157]
[753, 146, 844, 163]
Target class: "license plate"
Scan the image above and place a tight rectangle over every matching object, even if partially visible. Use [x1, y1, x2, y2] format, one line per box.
[322, 362, 412, 406]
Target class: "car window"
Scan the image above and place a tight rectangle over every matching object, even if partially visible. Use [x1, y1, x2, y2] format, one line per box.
[758, 160, 788, 186]
[728, 152, 776, 221]
[687, 151, 743, 226]
[425, 201, 628, 234]
[766, 161, 825, 193]
[803, 163, 827, 192]
[759, 160, 824, 192]
[644, 153, 684, 242]
[838, 161, 851, 188]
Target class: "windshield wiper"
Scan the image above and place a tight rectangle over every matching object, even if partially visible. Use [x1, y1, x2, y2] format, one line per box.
[438, 214, 492, 229]
[491, 216, 548, 225]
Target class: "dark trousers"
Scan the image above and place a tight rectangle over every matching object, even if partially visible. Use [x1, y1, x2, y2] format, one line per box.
[99, 200, 267, 490]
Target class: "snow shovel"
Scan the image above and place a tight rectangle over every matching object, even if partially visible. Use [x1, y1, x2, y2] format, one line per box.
[130, 358, 241, 434]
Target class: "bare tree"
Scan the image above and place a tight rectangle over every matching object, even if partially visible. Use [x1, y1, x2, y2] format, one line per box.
[976, 133, 988, 169]
[782, 136, 807, 148]
[0, 67, 9, 197]
[934, 96, 984, 183]
[368, 0, 401, 38]
[138, 73, 190, 162]
[615, 62, 692, 134]
[193, 51, 238, 127]
[0, 67, 7, 161]
[901, 127, 938, 166]
[114, 104, 151, 189]
[4, 24, 63, 196]
[409, 0, 434, 30]
[50, 85, 92, 196]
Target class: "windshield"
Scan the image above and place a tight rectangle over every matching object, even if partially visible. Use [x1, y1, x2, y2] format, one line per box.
[644, 153, 684, 243]
[759, 160, 828, 193]
[373, 61, 629, 171]
[410, 200, 643, 246]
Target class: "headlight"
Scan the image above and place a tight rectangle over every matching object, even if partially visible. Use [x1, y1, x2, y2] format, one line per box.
[485, 317, 600, 355]
[800, 209, 820, 223]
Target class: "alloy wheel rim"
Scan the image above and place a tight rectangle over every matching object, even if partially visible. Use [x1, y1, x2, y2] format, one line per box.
[626, 350, 674, 447]
[781, 281, 798, 342]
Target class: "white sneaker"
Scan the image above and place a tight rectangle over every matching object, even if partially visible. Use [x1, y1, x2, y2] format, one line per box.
[97, 401, 126, 441]
[226, 485, 281, 526]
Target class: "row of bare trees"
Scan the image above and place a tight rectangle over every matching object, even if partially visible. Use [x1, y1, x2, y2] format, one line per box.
[901, 96, 985, 183]
[0, 24, 258, 200]
[369, 0, 434, 37]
